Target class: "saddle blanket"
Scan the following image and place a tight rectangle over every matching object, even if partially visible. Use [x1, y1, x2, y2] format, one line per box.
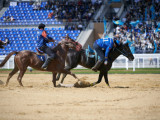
[37, 54, 47, 62]
[85, 45, 99, 63]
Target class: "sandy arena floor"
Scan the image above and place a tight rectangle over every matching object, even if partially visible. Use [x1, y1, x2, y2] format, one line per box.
[0, 73, 160, 120]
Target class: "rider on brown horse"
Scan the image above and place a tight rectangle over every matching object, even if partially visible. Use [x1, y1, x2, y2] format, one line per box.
[37, 23, 56, 69]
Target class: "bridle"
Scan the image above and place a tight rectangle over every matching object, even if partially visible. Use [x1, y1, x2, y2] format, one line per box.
[115, 44, 132, 57]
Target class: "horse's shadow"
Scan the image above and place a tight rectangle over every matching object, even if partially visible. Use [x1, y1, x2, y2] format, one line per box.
[112, 86, 130, 88]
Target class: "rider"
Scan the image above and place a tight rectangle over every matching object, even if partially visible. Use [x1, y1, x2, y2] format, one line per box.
[0, 38, 10, 49]
[37, 23, 56, 69]
[91, 37, 120, 72]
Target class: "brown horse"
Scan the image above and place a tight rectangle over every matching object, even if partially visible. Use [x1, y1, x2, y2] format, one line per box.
[0, 40, 78, 87]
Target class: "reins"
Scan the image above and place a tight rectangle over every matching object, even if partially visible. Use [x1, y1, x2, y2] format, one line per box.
[114, 43, 130, 57]
[115, 47, 128, 56]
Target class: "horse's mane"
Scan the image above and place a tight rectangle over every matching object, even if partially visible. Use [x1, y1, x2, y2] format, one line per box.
[108, 43, 130, 62]
[52, 40, 69, 51]
[52, 43, 61, 51]
[108, 45, 123, 62]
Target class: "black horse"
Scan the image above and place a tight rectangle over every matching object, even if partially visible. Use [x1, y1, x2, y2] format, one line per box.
[56, 42, 134, 87]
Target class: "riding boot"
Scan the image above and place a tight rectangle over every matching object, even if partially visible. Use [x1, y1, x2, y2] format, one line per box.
[41, 57, 53, 70]
[91, 60, 103, 72]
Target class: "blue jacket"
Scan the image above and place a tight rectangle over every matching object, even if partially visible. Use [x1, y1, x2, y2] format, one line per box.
[96, 38, 114, 59]
[37, 30, 52, 49]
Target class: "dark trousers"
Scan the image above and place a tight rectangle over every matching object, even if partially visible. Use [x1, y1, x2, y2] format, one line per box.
[39, 45, 56, 59]
[93, 42, 105, 62]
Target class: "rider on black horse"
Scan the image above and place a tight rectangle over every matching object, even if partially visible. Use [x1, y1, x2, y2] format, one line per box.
[37, 23, 56, 70]
[91, 37, 121, 72]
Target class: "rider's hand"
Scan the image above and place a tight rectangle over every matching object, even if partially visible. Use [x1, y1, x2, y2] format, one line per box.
[104, 60, 108, 65]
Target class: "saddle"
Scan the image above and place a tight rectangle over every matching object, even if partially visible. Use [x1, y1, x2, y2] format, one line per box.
[36, 48, 47, 62]
[85, 45, 99, 63]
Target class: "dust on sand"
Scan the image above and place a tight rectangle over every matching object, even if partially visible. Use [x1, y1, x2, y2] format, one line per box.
[0, 74, 160, 120]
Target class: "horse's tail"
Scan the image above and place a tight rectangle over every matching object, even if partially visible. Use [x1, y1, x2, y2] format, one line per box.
[0, 51, 18, 67]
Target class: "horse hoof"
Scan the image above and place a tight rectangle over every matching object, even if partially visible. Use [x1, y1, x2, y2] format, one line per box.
[106, 84, 110, 88]
[56, 84, 61, 87]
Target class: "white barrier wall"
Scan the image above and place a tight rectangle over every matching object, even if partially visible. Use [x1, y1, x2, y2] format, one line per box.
[112, 54, 160, 71]
[0, 54, 160, 71]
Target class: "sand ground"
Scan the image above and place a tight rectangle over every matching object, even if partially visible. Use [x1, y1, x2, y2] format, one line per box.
[0, 73, 160, 120]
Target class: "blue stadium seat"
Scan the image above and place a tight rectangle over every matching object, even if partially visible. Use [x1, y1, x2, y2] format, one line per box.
[0, 27, 80, 55]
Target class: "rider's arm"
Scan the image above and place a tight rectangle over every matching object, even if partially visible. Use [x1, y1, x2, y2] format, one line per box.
[42, 31, 55, 43]
[104, 44, 113, 61]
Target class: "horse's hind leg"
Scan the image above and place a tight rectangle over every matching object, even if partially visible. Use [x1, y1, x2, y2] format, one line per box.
[17, 67, 27, 87]
[6, 64, 19, 86]
[52, 72, 57, 87]
[60, 67, 72, 84]
[60, 73, 67, 84]
[104, 72, 110, 87]
[60, 69, 78, 80]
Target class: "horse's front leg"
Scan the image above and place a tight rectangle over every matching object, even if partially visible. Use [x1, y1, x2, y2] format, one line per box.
[103, 72, 110, 87]
[52, 72, 57, 87]
[90, 72, 103, 86]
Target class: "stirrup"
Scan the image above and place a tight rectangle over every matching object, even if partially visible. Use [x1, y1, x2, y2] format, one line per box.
[41, 64, 48, 69]
[91, 67, 97, 72]
[41, 61, 49, 70]
[41, 66, 47, 70]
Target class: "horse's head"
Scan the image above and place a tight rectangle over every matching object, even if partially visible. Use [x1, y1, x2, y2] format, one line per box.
[59, 40, 76, 50]
[116, 42, 134, 61]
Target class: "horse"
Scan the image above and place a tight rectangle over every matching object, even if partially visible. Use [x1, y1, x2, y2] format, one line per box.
[56, 42, 134, 87]
[0, 40, 79, 87]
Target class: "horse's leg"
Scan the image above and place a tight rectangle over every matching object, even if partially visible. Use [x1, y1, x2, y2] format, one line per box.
[56, 73, 61, 81]
[17, 69, 27, 87]
[56, 66, 71, 82]
[103, 72, 110, 87]
[60, 66, 73, 84]
[17, 65, 27, 87]
[6, 63, 19, 86]
[90, 72, 103, 86]
[60, 74, 67, 84]
[60, 69, 78, 80]
[52, 72, 57, 87]
[14, 55, 29, 87]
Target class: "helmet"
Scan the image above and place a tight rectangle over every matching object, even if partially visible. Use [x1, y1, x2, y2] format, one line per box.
[38, 23, 45, 29]
[114, 40, 121, 46]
